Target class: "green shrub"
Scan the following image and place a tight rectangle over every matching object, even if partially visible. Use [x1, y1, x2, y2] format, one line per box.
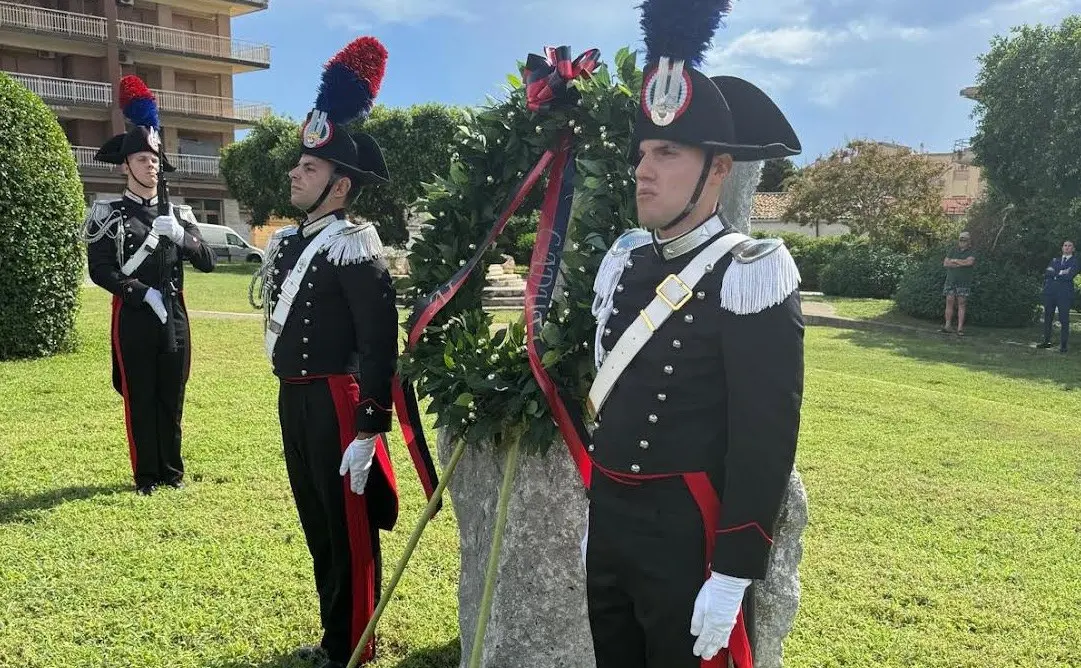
[0, 73, 85, 360]
[751, 231, 854, 291]
[794, 236, 854, 292]
[895, 249, 1041, 327]
[515, 232, 538, 265]
[820, 242, 912, 298]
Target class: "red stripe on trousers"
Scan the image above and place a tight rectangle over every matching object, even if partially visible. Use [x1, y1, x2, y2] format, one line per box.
[683, 472, 754, 668]
[111, 296, 138, 480]
[179, 291, 191, 382]
[327, 374, 391, 663]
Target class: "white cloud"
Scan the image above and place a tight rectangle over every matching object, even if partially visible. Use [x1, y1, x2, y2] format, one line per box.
[716, 27, 835, 66]
[809, 69, 876, 107]
[324, 12, 370, 32]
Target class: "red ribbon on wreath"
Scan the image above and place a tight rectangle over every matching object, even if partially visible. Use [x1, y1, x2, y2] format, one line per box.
[523, 46, 601, 112]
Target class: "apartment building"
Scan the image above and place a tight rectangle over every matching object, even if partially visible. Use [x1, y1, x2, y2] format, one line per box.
[0, 0, 270, 230]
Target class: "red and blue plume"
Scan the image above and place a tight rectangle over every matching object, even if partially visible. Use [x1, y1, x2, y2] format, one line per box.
[118, 75, 160, 129]
[315, 36, 388, 124]
[640, 0, 732, 67]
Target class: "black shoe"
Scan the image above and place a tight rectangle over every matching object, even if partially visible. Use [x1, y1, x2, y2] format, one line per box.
[294, 646, 327, 664]
[1037, 342, 1053, 349]
[136, 485, 155, 496]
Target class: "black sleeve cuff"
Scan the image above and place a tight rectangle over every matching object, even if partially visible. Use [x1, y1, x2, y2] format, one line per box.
[120, 280, 149, 308]
[712, 524, 774, 580]
[355, 395, 392, 434]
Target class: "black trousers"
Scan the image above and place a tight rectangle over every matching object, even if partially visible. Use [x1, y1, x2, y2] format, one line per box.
[278, 377, 383, 665]
[586, 475, 718, 668]
[1043, 292, 1073, 351]
[111, 296, 189, 487]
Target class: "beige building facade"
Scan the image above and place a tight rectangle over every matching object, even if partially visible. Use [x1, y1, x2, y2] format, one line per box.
[0, 0, 270, 233]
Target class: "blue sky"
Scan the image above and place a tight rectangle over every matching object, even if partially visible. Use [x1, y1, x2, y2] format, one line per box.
[231, 0, 1081, 165]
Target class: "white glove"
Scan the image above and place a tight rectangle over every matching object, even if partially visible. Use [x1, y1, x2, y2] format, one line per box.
[339, 435, 377, 495]
[690, 571, 752, 660]
[580, 514, 589, 570]
[152, 214, 185, 244]
[143, 287, 167, 324]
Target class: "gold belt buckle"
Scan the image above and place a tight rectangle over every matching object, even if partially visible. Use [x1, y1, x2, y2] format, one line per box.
[656, 274, 692, 310]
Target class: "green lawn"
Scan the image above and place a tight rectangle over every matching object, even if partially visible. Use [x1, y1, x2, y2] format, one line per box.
[2, 269, 1079, 667]
[804, 294, 1081, 343]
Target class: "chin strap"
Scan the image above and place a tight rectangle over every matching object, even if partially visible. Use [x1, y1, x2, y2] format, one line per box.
[124, 157, 157, 192]
[660, 148, 717, 232]
[305, 171, 344, 215]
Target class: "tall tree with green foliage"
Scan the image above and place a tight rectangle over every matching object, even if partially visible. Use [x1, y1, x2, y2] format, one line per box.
[757, 157, 797, 191]
[782, 140, 952, 254]
[0, 73, 85, 360]
[971, 17, 1081, 269]
[220, 114, 298, 229]
[220, 104, 462, 246]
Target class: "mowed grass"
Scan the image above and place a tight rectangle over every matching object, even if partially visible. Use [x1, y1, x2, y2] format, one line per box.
[1, 270, 1079, 667]
[803, 294, 1081, 343]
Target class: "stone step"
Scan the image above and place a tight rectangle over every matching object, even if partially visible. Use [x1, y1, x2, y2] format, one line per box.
[482, 296, 526, 308]
[487, 278, 526, 288]
[483, 285, 526, 296]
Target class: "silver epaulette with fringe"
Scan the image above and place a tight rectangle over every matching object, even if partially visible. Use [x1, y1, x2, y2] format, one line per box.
[720, 239, 801, 315]
[591, 228, 651, 370]
[81, 200, 125, 266]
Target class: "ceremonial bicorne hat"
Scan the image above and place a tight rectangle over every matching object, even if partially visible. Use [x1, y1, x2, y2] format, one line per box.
[631, 0, 801, 162]
[94, 75, 174, 172]
[299, 36, 390, 187]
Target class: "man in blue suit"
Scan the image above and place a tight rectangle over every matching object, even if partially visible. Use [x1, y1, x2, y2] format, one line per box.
[1038, 240, 1078, 353]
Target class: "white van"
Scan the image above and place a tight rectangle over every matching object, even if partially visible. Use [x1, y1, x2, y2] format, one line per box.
[195, 223, 264, 263]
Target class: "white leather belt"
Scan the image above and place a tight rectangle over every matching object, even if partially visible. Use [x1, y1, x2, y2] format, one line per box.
[587, 232, 750, 417]
[264, 220, 349, 361]
[120, 231, 160, 277]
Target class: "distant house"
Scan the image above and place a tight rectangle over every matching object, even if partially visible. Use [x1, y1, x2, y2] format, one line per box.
[750, 192, 850, 237]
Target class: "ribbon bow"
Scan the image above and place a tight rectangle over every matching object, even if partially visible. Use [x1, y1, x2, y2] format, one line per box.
[522, 46, 601, 112]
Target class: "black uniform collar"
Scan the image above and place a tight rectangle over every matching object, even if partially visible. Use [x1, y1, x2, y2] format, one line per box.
[123, 189, 158, 208]
[300, 209, 346, 238]
[653, 214, 728, 261]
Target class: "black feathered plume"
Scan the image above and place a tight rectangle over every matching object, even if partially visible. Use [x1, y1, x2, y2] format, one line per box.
[640, 0, 732, 67]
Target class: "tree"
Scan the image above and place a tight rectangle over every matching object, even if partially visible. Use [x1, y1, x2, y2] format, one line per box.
[782, 140, 952, 254]
[220, 115, 298, 228]
[971, 17, 1081, 269]
[0, 73, 85, 360]
[220, 104, 462, 246]
[351, 104, 463, 246]
[757, 157, 796, 191]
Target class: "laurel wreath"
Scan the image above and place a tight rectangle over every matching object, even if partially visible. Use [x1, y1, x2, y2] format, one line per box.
[398, 48, 643, 454]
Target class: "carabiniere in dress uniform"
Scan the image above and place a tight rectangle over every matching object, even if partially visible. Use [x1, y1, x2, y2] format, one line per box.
[81, 76, 215, 496]
[580, 2, 806, 667]
[249, 36, 436, 668]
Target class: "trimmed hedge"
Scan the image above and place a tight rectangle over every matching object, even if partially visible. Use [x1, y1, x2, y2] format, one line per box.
[0, 73, 85, 360]
[819, 242, 913, 299]
[895, 250, 1041, 327]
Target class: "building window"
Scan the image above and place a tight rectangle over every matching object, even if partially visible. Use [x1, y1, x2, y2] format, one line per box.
[186, 199, 222, 226]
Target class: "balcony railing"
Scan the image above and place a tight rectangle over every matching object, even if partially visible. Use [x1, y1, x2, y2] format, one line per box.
[0, 1, 107, 41]
[6, 72, 269, 123]
[117, 20, 269, 66]
[5, 72, 111, 106]
[167, 152, 221, 177]
[73, 145, 221, 178]
[152, 88, 270, 122]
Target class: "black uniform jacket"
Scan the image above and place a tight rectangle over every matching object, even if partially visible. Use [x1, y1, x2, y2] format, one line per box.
[264, 211, 397, 435]
[85, 191, 216, 318]
[591, 221, 804, 580]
